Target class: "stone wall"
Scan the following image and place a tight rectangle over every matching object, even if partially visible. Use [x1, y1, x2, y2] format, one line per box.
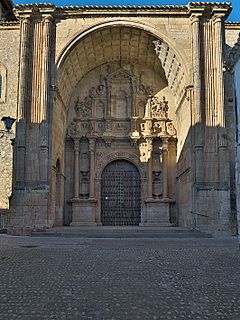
[0, 23, 20, 211]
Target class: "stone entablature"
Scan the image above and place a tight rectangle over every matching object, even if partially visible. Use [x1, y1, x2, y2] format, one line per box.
[13, 3, 232, 15]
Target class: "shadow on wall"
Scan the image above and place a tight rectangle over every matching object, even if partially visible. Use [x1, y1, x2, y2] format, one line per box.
[176, 122, 236, 234]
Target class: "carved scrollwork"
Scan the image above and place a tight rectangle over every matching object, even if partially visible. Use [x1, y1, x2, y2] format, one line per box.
[68, 120, 93, 138]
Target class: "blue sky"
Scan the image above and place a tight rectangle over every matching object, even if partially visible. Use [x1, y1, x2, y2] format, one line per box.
[13, 0, 240, 21]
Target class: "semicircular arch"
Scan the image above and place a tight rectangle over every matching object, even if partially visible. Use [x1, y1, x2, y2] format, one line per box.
[56, 19, 189, 109]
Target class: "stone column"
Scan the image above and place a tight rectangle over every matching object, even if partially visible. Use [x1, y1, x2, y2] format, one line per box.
[147, 157, 153, 199]
[190, 13, 204, 185]
[8, 7, 57, 235]
[73, 139, 80, 199]
[41, 15, 53, 121]
[213, 14, 229, 187]
[213, 14, 225, 128]
[18, 17, 31, 120]
[190, 13, 202, 128]
[161, 139, 169, 200]
[89, 139, 96, 199]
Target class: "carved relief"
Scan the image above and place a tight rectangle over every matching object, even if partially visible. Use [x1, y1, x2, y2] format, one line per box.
[139, 96, 176, 138]
[96, 151, 146, 180]
[75, 96, 92, 118]
[68, 68, 153, 140]
[139, 139, 153, 163]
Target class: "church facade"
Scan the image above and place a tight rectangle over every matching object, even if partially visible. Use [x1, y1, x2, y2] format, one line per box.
[0, 1, 240, 235]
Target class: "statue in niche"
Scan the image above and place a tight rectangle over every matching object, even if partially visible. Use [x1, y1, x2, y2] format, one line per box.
[95, 100, 105, 119]
[80, 152, 89, 172]
[75, 96, 92, 118]
[153, 171, 162, 199]
[80, 172, 89, 198]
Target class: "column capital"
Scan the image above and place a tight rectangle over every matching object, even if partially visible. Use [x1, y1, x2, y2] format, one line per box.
[20, 16, 31, 24]
[42, 14, 54, 24]
[189, 13, 202, 25]
[212, 13, 225, 24]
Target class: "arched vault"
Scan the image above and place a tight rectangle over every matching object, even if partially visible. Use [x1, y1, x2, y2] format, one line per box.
[57, 21, 188, 110]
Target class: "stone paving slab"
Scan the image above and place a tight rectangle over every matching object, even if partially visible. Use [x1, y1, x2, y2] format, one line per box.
[0, 235, 239, 320]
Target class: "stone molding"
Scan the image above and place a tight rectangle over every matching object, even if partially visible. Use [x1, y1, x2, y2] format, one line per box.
[13, 3, 232, 19]
[95, 151, 146, 180]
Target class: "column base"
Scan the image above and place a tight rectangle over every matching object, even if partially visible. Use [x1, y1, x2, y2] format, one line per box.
[141, 198, 172, 226]
[70, 198, 97, 226]
[8, 188, 50, 235]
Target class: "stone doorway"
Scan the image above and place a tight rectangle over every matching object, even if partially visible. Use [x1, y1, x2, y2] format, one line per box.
[101, 160, 141, 226]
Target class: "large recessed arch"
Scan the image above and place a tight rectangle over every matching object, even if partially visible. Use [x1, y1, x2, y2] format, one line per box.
[56, 20, 189, 109]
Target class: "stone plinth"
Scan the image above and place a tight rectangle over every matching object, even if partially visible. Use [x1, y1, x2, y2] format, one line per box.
[141, 199, 172, 226]
[70, 198, 97, 226]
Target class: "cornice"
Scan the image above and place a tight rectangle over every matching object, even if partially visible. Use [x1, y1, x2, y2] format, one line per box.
[15, 4, 188, 12]
[13, 2, 232, 19]
[188, 2, 231, 9]
[225, 22, 240, 27]
[0, 21, 20, 29]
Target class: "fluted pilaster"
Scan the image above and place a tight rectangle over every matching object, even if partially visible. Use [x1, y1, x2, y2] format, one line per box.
[41, 15, 53, 121]
[213, 14, 225, 129]
[18, 17, 31, 120]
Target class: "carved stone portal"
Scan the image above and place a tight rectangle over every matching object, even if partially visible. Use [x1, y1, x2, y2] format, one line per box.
[66, 66, 177, 226]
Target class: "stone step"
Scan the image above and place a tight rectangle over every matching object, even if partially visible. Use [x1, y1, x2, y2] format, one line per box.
[31, 226, 212, 239]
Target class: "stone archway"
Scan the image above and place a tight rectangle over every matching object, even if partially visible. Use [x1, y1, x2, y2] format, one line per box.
[101, 160, 141, 226]
[56, 23, 183, 227]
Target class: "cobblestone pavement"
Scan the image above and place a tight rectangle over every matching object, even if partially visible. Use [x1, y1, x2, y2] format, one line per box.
[0, 235, 240, 320]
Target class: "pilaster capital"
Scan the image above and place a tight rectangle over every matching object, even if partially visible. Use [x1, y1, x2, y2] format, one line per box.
[189, 13, 202, 25]
[42, 14, 54, 24]
[20, 16, 31, 25]
[212, 13, 225, 24]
